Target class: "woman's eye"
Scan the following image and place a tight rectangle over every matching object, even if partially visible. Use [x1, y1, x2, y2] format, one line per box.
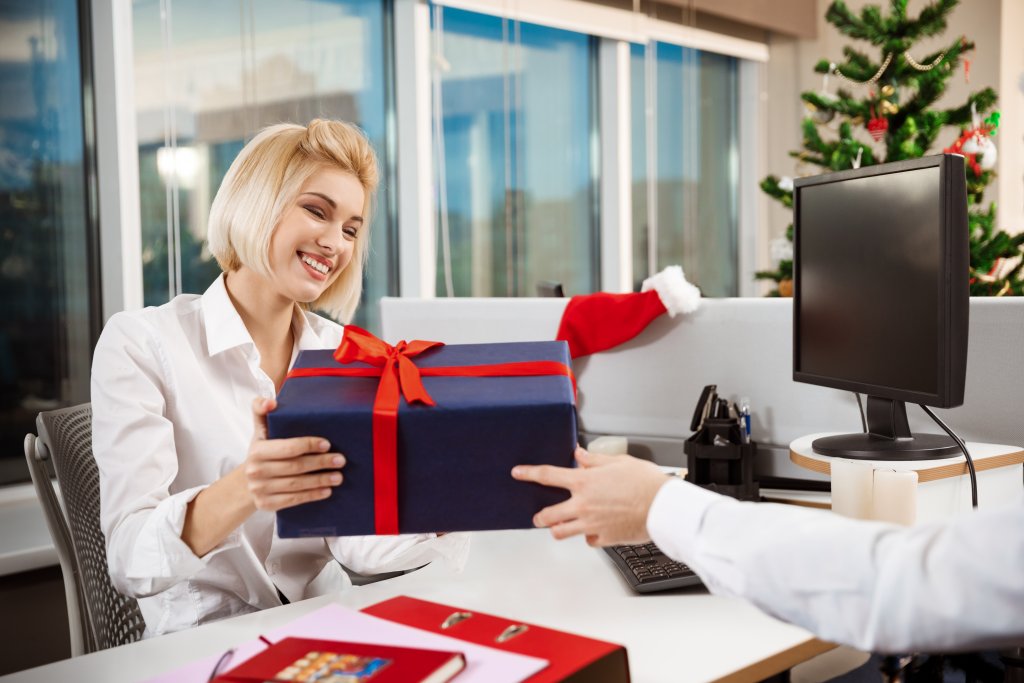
[343, 227, 359, 239]
[305, 205, 325, 220]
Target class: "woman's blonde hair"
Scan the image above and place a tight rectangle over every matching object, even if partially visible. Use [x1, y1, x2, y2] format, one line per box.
[207, 119, 379, 322]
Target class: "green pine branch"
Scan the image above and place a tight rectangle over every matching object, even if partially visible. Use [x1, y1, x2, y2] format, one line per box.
[910, 0, 958, 40]
[758, 0, 1023, 296]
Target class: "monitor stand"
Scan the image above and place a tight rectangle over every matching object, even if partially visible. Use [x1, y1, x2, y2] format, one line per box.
[811, 396, 962, 460]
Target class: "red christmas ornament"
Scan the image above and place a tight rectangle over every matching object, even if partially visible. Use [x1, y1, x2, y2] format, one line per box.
[867, 105, 888, 141]
[961, 36, 972, 84]
[944, 121, 996, 178]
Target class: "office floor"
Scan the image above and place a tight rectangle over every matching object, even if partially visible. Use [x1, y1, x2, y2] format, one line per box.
[0, 565, 69, 676]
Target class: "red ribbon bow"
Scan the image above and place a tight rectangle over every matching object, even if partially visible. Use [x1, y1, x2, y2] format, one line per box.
[285, 325, 575, 534]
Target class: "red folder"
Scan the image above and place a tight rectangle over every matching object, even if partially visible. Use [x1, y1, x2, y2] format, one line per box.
[362, 597, 630, 682]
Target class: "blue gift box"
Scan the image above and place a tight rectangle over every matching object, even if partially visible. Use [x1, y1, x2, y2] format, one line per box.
[269, 340, 577, 537]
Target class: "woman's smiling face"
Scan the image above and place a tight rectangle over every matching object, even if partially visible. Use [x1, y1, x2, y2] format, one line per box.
[267, 167, 365, 305]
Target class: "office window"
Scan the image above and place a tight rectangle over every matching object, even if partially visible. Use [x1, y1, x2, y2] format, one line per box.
[432, 7, 599, 297]
[132, 0, 396, 331]
[0, 0, 99, 484]
[631, 42, 740, 296]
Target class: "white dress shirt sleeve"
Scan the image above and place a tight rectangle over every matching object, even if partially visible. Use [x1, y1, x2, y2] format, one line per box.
[647, 478, 1024, 653]
[327, 532, 471, 577]
[92, 313, 241, 599]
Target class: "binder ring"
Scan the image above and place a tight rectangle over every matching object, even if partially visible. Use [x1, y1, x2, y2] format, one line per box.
[496, 624, 529, 643]
[441, 611, 473, 629]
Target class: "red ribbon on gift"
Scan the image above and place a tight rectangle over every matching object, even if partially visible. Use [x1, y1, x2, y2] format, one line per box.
[284, 325, 576, 535]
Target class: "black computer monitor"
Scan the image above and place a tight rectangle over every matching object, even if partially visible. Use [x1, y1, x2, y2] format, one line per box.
[793, 154, 969, 460]
[536, 281, 565, 298]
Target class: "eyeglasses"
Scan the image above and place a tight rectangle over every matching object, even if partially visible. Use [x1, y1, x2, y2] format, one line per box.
[206, 648, 235, 682]
[207, 635, 274, 682]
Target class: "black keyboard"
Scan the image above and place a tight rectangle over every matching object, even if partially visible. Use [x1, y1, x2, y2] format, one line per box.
[604, 542, 702, 593]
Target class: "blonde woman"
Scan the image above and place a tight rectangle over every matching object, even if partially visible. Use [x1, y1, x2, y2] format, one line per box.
[92, 120, 467, 637]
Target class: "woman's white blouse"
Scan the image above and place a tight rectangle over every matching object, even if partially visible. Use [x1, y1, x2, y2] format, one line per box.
[91, 275, 468, 637]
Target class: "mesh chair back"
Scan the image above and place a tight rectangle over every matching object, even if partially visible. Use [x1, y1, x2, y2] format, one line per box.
[37, 404, 146, 651]
[24, 430, 89, 655]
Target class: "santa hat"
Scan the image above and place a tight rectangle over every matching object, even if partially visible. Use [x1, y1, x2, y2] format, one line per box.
[556, 265, 701, 359]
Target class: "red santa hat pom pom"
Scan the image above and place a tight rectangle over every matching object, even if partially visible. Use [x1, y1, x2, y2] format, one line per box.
[556, 265, 701, 359]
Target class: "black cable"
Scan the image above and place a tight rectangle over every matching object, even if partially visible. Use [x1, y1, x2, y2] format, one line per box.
[919, 404, 978, 509]
[854, 393, 867, 432]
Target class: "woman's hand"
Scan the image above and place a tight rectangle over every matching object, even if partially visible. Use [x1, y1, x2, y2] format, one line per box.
[512, 447, 669, 547]
[244, 397, 346, 511]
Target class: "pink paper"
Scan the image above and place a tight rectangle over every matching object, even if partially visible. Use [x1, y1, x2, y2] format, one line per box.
[145, 602, 547, 682]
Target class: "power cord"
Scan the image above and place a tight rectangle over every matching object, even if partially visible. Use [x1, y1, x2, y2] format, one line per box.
[919, 404, 978, 509]
[854, 393, 867, 432]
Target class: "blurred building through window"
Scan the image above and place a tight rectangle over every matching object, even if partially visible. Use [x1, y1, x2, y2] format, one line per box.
[132, 0, 396, 331]
[431, 6, 599, 298]
[632, 42, 740, 296]
[0, 0, 99, 485]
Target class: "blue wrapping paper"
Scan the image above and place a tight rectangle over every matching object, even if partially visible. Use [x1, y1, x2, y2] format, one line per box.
[269, 340, 577, 537]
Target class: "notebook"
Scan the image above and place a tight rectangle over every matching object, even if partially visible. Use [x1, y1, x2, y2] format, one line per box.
[142, 603, 546, 683]
[212, 637, 464, 683]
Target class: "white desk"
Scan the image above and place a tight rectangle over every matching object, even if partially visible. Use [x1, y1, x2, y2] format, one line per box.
[790, 435, 1024, 523]
[2, 530, 832, 683]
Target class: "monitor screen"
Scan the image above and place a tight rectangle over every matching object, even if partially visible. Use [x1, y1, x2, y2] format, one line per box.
[793, 155, 968, 409]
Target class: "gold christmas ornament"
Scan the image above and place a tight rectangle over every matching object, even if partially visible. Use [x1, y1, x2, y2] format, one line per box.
[833, 53, 893, 85]
[881, 84, 895, 97]
[904, 50, 944, 71]
[806, 101, 835, 124]
[880, 100, 899, 115]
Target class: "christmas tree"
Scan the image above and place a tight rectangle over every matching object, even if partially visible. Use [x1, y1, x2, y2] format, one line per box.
[757, 0, 1024, 297]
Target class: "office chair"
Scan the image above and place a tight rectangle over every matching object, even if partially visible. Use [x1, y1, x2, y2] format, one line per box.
[23, 403, 145, 655]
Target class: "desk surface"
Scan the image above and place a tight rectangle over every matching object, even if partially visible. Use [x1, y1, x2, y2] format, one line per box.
[2, 530, 832, 683]
[790, 435, 1024, 482]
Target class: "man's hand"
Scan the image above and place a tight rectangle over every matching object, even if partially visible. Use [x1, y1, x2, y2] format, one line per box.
[512, 447, 670, 546]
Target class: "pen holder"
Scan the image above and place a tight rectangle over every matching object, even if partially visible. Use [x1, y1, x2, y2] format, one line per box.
[684, 418, 759, 501]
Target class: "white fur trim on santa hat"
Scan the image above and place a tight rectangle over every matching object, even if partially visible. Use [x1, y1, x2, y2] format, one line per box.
[641, 265, 701, 317]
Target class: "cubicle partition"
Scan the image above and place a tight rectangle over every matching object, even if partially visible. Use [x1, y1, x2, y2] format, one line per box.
[381, 297, 1024, 471]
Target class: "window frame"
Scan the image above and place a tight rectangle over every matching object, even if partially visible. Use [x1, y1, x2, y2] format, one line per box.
[417, 0, 767, 294]
[103, 0, 767, 306]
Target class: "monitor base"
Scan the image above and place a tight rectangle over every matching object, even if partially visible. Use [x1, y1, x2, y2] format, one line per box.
[811, 432, 962, 460]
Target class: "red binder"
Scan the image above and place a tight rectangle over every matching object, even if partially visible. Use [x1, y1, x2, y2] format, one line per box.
[362, 596, 630, 682]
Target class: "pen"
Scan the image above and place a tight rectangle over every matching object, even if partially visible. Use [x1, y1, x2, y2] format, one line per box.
[739, 397, 751, 444]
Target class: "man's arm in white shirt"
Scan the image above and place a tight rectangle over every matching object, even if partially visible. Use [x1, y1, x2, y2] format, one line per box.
[647, 479, 1024, 653]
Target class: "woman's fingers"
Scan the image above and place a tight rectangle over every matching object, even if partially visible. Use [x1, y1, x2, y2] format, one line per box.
[252, 435, 331, 460]
[248, 452, 345, 477]
[250, 397, 276, 441]
[251, 469, 343, 496]
[256, 487, 334, 512]
[244, 429, 347, 510]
